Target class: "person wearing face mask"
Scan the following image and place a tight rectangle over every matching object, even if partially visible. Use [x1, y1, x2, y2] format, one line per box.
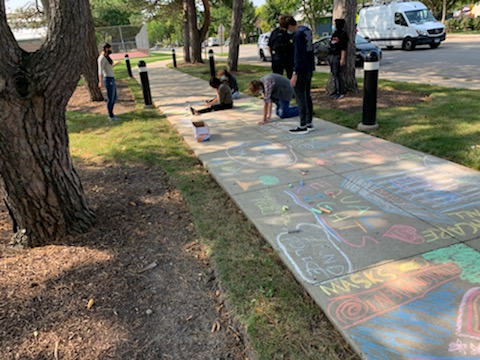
[286, 16, 315, 135]
[248, 73, 299, 125]
[98, 43, 121, 121]
[190, 77, 233, 115]
[328, 19, 349, 99]
[268, 15, 294, 79]
[217, 69, 239, 99]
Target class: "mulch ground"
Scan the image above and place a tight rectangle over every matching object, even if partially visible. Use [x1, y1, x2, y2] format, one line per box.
[0, 78, 420, 359]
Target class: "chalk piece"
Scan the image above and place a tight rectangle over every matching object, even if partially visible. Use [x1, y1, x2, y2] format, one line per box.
[318, 207, 331, 214]
[287, 229, 301, 234]
[288, 183, 293, 188]
[300, 181, 304, 187]
[282, 205, 289, 211]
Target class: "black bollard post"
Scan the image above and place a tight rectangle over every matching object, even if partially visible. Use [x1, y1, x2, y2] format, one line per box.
[208, 49, 215, 77]
[358, 51, 380, 132]
[172, 48, 177, 68]
[138, 60, 153, 108]
[124, 54, 133, 78]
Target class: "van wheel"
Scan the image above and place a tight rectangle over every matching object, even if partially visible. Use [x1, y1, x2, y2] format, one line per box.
[259, 50, 267, 61]
[429, 43, 440, 49]
[402, 38, 415, 51]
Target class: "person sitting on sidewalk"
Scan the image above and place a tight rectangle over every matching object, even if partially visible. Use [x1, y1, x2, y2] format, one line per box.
[248, 73, 299, 125]
[190, 77, 233, 115]
[218, 69, 240, 99]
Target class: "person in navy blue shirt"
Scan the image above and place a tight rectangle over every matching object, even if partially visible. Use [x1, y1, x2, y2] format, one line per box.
[286, 16, 315, 135]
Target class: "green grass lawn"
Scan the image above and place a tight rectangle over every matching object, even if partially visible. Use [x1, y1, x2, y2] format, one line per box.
[175, 61, 480, 171]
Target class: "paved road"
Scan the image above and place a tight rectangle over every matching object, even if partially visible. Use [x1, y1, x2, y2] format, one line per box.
[157, 34, 480, 89]
[233, 33, 480, 89]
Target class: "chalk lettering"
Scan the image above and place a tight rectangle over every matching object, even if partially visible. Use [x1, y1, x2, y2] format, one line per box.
[277, 223, 352, 284]
[327, 262, 461, 328]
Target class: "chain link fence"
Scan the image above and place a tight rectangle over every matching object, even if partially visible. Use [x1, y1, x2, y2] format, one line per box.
[96, 24, 149, 52]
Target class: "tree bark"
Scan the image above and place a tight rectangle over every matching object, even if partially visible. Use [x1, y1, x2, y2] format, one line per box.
[183, 0, 191, 63]
[227, 0, 244, 71]
[0, 0, 96, 247]
[41, 0, 103, 101]
[328, 0, 358, 94]
[186, 0, 210, 63]
[83, 12, 104, 102]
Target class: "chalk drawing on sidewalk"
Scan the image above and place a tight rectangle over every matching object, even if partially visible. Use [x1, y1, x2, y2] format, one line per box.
[320, 244, 480, 359]
[276, 223, 353, 284]
[236, 175, 280, 191]
[383, 224, 425, 244]
[342, 165, 480, 225]
[326, 261, 461, 328]
[455, 287, 480, 340]
[226, 141, 298, 168]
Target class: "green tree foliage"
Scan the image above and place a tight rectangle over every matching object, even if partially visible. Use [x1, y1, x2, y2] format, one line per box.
[147, 19, 182, 46]
[422, 0, 457, 19]
[91, 0, 142, 26]
[209, 0, 256, 40]
[256, 0, 331, 34]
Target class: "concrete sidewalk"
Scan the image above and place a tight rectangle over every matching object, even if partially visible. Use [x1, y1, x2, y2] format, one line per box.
[136, 61, 480, 360]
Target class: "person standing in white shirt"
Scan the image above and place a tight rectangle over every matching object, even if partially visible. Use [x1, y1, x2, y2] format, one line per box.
[98, 43, 121, 121]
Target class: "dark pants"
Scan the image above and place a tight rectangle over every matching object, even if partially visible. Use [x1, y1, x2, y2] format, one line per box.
[197, 102, 233, 114]
[328, 54, 344, 96]
[272, 55, 294, 79]
[104, 77, 117, 117]
[274, 99, 299, 119]
[293, 72, 313, 128]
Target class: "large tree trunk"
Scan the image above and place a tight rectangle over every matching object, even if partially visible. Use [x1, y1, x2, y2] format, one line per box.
[328, 0, 358, 94]
[82, 14, 104, 102]
[41, 0, 103, 101]
[227, 0, 244, 71]
[0, 0, 96, 247]
[183, 0, 191, 63]
[186, 0, 210, 63]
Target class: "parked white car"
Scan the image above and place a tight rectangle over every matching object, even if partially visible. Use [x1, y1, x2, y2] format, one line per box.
[257, 32, 271, 61]
[207, 37, 220, 47]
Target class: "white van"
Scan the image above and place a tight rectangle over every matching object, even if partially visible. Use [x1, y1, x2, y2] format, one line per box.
[357, 1, 446, 51]
[257, 32, 271, 61]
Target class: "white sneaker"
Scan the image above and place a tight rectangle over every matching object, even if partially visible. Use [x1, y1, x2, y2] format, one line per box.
[307, 124, 315, 132]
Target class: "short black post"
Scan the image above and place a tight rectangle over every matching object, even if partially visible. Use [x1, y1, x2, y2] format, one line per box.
[358, 51, 380, 132]
[172, 48, 177, 68]
[208, 49, 215, 77]
[124, 54, 133, 78]
[138, 60, 153, 108]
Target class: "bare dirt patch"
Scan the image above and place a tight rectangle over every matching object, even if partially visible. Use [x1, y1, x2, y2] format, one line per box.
[312, 87, 429, 113]
[0, 84, 247, 359]
[67, 80, 135, 116]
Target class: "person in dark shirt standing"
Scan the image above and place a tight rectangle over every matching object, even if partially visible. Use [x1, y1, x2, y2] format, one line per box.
[328, 18, 349, 99]
[286, 16, 315, 135]
[268, 16, 286, 75]
[268, 15, 295, 79]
